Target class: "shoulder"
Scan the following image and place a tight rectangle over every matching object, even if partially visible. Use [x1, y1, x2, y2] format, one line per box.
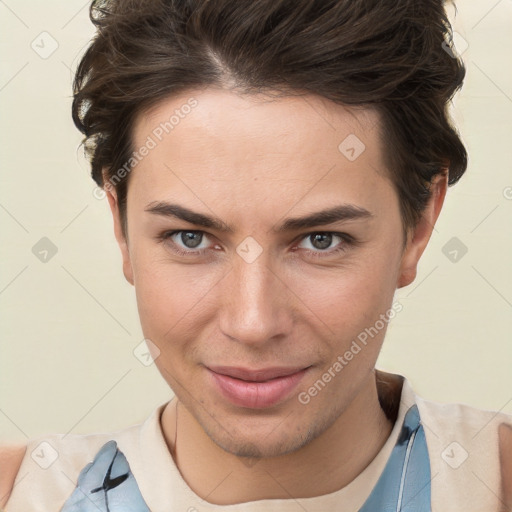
[0, 444, 27, 508]
[3, 431, 133, 510]
[413, 392, 512, 511]
[416, 394, 512, 442]
[1, 405, 164, 511]
[1, 433, 114, 511]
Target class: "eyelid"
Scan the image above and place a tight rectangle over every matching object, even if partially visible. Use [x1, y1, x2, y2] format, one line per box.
[295, 230, 354, 244]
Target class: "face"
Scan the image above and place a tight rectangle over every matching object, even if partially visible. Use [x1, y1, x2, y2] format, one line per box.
[107, 88, 441, 458]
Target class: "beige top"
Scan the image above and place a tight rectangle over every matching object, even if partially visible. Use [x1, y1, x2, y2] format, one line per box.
[6, 374, 512, 511]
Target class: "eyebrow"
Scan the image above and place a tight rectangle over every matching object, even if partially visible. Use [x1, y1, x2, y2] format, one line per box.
[144, 202, 372, 233]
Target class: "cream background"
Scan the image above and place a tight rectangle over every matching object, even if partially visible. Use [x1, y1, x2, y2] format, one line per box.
[0, 1, 511, 443]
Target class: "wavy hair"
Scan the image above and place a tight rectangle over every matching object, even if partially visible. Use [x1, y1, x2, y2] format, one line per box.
[73, 0, 467, 236]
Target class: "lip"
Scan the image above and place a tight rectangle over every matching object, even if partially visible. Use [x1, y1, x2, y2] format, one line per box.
[207, 365, 310, 409]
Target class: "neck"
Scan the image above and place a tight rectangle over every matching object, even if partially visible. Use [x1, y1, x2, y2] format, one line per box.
[161, 371, 396, 505]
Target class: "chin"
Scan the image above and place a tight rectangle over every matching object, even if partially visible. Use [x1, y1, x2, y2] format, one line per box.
[198, 407, 333, 460]
[211, 429, 313, 460]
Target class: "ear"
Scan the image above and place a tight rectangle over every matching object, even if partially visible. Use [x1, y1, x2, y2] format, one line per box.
[104, 182, 134, 286]
[397, 171, 448, 288]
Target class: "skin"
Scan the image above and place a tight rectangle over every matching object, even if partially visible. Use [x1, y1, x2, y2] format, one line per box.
[105, 88, 447, 504]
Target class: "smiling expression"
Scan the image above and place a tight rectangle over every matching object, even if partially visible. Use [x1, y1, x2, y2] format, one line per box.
[107, 87, 426, 458]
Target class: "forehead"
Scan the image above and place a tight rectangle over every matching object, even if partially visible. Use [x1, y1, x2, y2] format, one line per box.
[128, 88, 396, 223]
[135, 88, 381, 158]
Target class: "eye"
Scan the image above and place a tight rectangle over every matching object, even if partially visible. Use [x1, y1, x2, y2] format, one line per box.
[296, 232, 352, 257]
[158, 229, 355, 259]
[160, 230, 215, 256]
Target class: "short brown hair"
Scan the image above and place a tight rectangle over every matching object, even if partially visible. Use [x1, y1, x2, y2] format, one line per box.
[72, 0, 467, 237]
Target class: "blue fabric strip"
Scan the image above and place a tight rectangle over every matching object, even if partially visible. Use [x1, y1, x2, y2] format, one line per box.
[359, 405, 432, 511]
[60, 440, 150, 511]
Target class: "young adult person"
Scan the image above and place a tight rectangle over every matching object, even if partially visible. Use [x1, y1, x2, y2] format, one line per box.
[2, 0, 511, 510]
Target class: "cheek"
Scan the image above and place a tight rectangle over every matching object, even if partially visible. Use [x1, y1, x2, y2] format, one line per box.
[292, 248, 400, 336]
[131, 249, 223, 341]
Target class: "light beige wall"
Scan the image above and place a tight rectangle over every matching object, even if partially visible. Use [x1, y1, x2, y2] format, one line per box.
[1, 1, 511, 443]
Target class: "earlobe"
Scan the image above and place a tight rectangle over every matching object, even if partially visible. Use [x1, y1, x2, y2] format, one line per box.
[104, 183, 135, 286]
[397, 171, 448, 289]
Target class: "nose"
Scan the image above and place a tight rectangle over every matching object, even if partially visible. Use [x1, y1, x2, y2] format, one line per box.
[218, 251, 293, 346]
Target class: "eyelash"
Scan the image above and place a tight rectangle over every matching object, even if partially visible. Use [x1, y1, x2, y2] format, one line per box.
[157, 230, 355, 259]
